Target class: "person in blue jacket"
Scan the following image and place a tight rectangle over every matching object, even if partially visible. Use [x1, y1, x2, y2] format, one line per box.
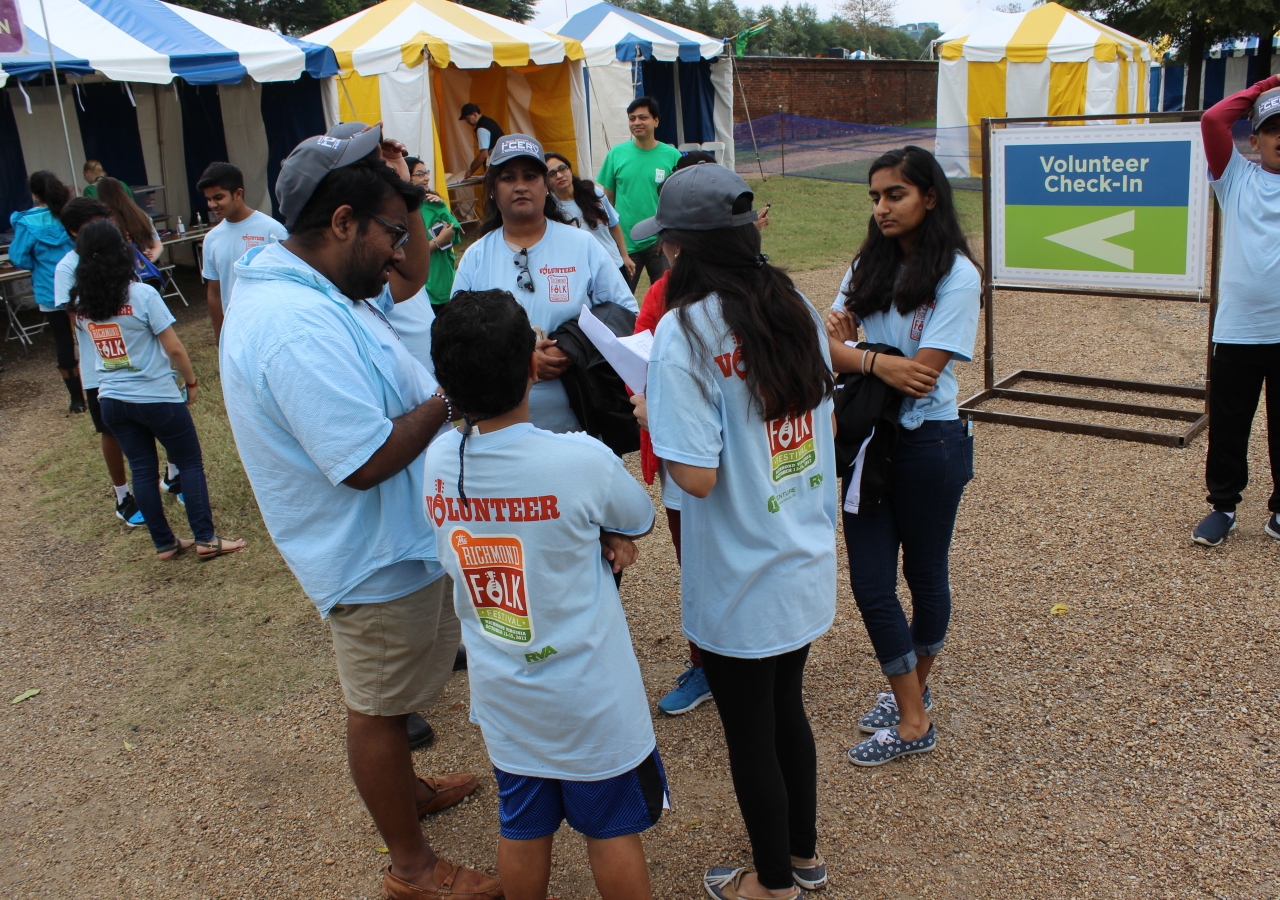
[9, 171, 82, 412]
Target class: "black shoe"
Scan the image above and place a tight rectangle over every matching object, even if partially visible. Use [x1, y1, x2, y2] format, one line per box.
[453, 644, 468, 671]
[407, 713, 435, 749]
[69, 398, 87, 414]
[115, 493, 146, 527]
[161, 471, 182, 497]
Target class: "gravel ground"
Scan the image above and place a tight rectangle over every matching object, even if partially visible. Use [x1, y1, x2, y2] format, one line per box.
[2, 264, 1278, 900]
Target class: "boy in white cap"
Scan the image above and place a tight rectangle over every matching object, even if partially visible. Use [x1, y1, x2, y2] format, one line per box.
[1193, 75, 1280, 546]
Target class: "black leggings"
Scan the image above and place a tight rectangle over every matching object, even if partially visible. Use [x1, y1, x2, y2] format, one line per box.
[45, 310, 77, 371]
[700, 644, 817, 890]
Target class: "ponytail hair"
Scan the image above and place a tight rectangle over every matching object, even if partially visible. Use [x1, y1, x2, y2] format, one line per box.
[842, 145, 981, 319]
[664, 195, 833, 420]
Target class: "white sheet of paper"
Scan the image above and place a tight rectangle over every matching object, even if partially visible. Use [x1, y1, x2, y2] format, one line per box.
[577, 306, 651, 394]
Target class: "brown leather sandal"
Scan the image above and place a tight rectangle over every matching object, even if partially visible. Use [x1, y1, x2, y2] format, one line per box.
[381, 859, 502, 900]
[195, 536, 246, 561]
[416, 772, 478, 817]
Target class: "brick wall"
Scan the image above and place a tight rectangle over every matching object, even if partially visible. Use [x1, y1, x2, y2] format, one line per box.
[731, 57, 937, 125]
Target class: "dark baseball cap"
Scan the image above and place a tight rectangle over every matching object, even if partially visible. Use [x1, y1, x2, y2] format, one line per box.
[488, 133, 547, 170]
[630, 163, 757, 242]
[275, 123, 383, 229]
[1252, 87, 1280, 132]
[460, 103, 481, 120]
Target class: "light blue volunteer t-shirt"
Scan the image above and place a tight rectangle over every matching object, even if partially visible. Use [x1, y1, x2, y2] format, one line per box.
[833, 253, 981, 429]
[385, 288, 437, 377]
[647, 294, 838, 659]
[201, 210, 289, 312]
[555, 185, 624, 268]
[341, 289, 446, 604]
[1209, 147, 1280, 344]
[54, 250, 101, 392]
[452, 220, 637, 433]
[424, 423, 656, 779]
[84, 281, 183, 404]
[220, 241, 442, 615]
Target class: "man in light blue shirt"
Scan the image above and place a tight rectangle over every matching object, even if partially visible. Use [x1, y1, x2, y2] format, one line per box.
[219, 124, 501, 900]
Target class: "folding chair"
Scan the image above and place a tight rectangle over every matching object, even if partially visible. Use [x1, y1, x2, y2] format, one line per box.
[2, 277, 46, 357]
[158, 265, 189, 306]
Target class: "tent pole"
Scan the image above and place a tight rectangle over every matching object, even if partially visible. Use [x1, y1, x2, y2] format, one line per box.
[673, 59, 685, 147]
[36, 0, 78, 181]
[731, 53, 765, 180]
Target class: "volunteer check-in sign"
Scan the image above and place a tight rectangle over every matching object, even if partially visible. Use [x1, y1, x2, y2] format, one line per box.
[992, 123, 1210, 291]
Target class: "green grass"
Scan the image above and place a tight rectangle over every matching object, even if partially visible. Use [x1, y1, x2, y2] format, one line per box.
[746, 176, 984, 272]
[34, 291, 333, 727]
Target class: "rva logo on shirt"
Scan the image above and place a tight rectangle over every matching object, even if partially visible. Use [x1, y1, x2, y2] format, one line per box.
[86, 321, 133, 371]
[909, 301, 936, 342]
[767, 411, 817, 484]
[450, 529, 534, 645]
[241, 234, 268, 250]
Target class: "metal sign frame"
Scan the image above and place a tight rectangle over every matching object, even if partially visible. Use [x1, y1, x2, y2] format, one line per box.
[959, 112, 1221, 448]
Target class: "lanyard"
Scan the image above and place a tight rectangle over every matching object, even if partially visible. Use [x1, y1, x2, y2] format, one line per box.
[361, 298, 401, 341]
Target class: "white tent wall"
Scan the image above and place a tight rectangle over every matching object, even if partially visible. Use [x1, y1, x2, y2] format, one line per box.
[219, 80, 272, 212]
[434, 66, 478, 180]
[936, 58, 969, 177]
[136, 82, 195, 263]
[584, 60, 635, 177]
[321, 76, 341, 129]
[504, 70, 536, 135]
[1006, 62, 1050, 118]
[11, 83, 87, 188]
[710, 56, 734, 172]
[566, 58, 590, 177]
[378, 64, 437, 178]
[1085, 58, 1119, 118]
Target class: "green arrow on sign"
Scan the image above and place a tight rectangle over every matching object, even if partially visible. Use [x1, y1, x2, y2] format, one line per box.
[1044, 210, 1136, 270]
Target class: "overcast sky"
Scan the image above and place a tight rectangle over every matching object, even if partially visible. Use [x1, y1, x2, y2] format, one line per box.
[532, 0, 978, 32]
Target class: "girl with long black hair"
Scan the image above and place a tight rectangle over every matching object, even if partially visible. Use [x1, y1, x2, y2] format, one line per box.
[827, 145, 980, 767]
[8, 171, 82, 411]
[640, 164, 837, 900]
[451, 134, 635, 434]
[71, 219, 244, 561]
[544, 151, 635, 282]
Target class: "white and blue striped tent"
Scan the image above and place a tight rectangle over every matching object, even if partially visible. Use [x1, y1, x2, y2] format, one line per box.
[1, 0, 339, 235]
[546, 2, 733, 174]
[1150, 36, 1280, 113]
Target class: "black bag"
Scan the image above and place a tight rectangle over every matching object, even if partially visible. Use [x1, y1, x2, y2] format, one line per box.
[833, 342, 904, 515]
[547, 303, 642, 456]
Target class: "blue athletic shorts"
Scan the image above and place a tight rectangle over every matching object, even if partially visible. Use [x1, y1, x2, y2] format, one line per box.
[494, 748, 668, 841]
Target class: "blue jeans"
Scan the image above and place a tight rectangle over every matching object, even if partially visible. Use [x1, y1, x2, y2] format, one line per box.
[100, 398, 214, 549]
[842, 418, 973, 677]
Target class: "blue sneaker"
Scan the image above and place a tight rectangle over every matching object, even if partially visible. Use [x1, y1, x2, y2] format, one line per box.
[1266, 513, 1280, 540]
[857, 686, 933, 733]
[114, 493, 145, 527]
[161, 472, 184, 506]
[175, 492, 185, 507]
[792, 854, 827, 891]
[1192, 510, 1236, 546]
[657, 663, 712, 715]
[847, 724, 937, 767]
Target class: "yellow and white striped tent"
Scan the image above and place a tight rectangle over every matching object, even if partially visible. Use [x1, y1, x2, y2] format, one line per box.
[305, 0, 588, 200]
[935, 2, 1153, 178]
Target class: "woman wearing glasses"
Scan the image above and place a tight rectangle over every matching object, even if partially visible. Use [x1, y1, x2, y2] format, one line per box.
[544, 152, 635, 284]
[405, 157, 461, 307]
[451, 134, 636, 433]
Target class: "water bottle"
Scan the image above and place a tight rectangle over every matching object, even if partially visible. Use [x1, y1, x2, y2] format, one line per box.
[177, 216, 186, 234]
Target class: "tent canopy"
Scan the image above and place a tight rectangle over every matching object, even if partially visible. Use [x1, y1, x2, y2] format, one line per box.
[935, 2, 1151, 177]
[0, 0, 337, 86]
[547, 2, 722, 67]
[306, 0, 583, 74]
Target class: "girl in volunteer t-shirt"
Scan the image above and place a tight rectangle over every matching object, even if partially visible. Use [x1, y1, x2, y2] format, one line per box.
[450, 134, 636, 434]
[71, 219, 244, 561]
[826, 146, 980, 767]
[641, 164, 837, 900]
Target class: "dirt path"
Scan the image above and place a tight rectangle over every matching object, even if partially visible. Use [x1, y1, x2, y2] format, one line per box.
[2, 270, 1278, 900]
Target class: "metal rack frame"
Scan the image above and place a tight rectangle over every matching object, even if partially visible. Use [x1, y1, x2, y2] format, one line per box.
[958, 112, 1220, 448]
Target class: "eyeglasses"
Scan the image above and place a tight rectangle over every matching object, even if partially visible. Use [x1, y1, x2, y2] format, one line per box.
[546, 165, 571, 177]
[370, 213, 410, 250]
[513, 247, 534, 292]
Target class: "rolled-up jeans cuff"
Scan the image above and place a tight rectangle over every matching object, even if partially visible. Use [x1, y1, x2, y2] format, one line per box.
[914, 637, 946, 658]
[879, 650, 918, 677]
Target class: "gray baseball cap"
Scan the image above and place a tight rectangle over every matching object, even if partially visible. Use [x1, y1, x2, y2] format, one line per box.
[275, 123, 383, 229]
[1252, 87, 1280, 132]
[630, 163, 758, 242]
[488, 133, 547, 170]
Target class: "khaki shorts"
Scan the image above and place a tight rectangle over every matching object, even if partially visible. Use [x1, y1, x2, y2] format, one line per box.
[328, 574, 461, 716]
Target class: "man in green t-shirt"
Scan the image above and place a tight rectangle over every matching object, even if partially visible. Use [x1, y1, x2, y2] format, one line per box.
[598, 96, 682, 292]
